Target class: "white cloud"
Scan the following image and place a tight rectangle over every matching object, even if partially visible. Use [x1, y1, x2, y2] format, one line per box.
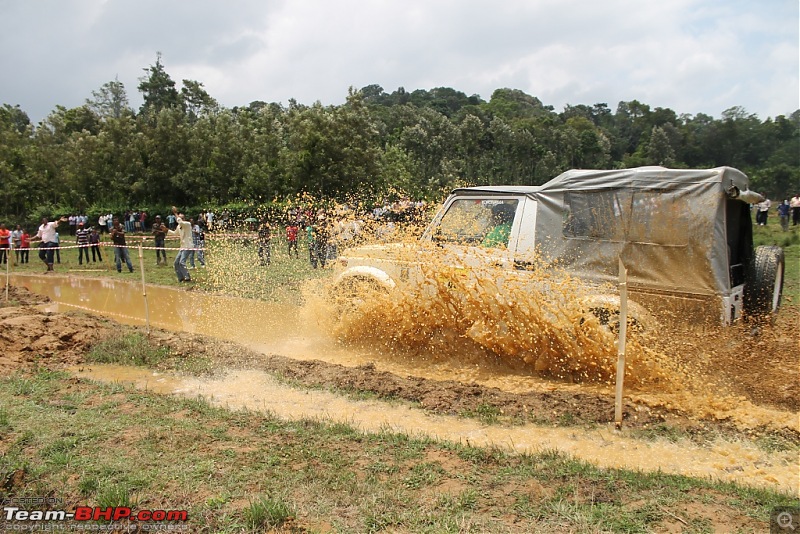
[1, 0, 796, 123]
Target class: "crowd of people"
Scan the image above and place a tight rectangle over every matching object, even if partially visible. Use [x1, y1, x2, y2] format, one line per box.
[0, 209, 213, 276]
[2, 192, 795, 277]
[755, 193, 800, 231]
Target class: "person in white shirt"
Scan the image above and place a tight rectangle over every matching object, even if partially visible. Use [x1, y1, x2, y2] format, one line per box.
[790, 194, 800, 226]
[166, 207, 194, 282]
[756, 199, 771, 226]
[32, 216, 67, 272]
[10, 224, 22, 264]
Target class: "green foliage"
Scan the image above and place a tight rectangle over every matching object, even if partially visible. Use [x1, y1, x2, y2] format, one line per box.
[1, 60, 798, 222]
[243, 495, 293, 531]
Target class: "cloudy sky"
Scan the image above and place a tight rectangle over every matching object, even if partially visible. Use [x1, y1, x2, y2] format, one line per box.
[2, 0, 797, 124]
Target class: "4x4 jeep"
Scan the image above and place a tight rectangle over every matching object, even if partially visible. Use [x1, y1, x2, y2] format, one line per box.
[335, 166, 785, 326]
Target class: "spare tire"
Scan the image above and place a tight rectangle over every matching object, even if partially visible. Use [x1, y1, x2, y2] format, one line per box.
[744, 245, 785, 317]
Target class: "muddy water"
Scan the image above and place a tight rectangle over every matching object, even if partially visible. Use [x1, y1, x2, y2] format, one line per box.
[70, 363, 797, 494]
[9, 274, 587, 394]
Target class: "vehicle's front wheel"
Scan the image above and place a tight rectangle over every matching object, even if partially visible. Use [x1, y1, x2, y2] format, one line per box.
[332, 276, 388, 316]
[744, 245, 785, 317]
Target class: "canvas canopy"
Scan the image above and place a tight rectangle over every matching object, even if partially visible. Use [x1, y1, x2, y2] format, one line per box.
[454, 166, 759, 298]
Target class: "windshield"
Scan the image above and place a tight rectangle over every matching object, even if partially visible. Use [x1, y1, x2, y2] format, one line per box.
[433, 198, 518, 248]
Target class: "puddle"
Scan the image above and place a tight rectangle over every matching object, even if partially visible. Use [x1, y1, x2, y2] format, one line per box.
[70, 363, 798, 495]
[9, 274, 586, 394]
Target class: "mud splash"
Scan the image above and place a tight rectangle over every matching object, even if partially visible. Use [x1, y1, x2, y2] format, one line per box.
[70, 363, 798, 495]
[9, 273, 800, 436]
[325, 244, 679, 389]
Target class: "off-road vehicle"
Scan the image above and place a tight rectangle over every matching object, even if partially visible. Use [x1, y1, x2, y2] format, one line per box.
[335, 166, 784, 326]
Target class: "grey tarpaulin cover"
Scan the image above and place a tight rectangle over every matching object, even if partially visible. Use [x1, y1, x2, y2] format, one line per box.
[527, 166, 757, 298]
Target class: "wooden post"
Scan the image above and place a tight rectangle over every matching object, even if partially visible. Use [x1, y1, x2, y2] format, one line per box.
[138, 243, 151, 335]
[614, 257, 628, 429]
[4, 250, 9, 302]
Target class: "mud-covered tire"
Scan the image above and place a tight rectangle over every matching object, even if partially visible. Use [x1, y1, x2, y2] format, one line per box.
[744, 245, 785, 317]
[332, 276, 387, 316]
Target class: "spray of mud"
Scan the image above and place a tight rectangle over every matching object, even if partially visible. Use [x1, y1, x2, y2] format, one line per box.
[196, 196, 797, 432]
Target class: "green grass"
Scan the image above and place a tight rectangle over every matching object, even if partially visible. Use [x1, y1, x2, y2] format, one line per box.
[0, 369, 795, 532]
[243, 495, 294, 531]
[87, 332, 172, 367]
[753, 223, 800, 299]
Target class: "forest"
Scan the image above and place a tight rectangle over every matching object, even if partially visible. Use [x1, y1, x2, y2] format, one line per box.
[1, 55, 798, 223]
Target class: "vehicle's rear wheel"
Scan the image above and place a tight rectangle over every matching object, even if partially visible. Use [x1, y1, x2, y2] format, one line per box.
[744, 245, 785, 317]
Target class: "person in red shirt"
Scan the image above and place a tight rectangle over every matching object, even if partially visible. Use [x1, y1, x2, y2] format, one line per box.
[0, 223, 10, 265]
[286, 221, 299, 258]
[19, 229, 30, 264]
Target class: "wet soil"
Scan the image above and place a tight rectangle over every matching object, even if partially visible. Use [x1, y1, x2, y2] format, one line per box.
[2, 285, 798, 444]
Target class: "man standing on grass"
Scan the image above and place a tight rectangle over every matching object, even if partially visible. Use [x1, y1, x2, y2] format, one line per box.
[166, 207, 194, 282]
[89, 226, 102, 263]
[32, 216, 67, 272]
[76, 222, 91, 265]
[790, 193, 800, 226]
[0, 223, 10, 265]
[152, 215, 167, 265]
[11, 224, 22, 264]
[110, 217, 134, 273]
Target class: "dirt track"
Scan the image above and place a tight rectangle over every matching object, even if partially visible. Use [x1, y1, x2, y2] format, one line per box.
[2, 285, 798, 444]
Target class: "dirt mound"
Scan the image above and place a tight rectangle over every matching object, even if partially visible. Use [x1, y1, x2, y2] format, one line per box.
[0, 287, 115, 370]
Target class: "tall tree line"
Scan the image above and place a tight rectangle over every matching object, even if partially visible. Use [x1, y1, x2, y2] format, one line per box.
[1, 57, 798, 221]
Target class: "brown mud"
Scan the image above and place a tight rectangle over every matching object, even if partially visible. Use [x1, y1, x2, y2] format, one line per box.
[1, 284, 798, 445]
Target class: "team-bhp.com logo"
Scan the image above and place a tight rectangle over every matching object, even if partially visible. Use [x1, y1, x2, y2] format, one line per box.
[4, 505, 188, 523]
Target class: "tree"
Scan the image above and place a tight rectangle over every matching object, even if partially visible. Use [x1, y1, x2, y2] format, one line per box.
[646, 126, 676, 166]
[181, 79, 218, 121]
[86, 78, 131, 119]
[138, 53, 180, 116]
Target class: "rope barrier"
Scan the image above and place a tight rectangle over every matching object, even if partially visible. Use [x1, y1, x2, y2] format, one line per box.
[27, 232, 265, 252]
[45, 299, 175, 329]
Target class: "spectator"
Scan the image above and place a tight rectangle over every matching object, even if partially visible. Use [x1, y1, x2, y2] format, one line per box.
[98, 214, 106, 233]
[11, 224, 22, 264]
[53, 231, 61, 263]
[286, 220, 299, 259]
[190, 219, 206, 268]
[167, 212, 177, 231]
[314, 213, 330, 268]
[110, 217, 134, 273]
[257, 219, 271, 266]
[166, 207, 193, 282]
[777, 200, 791, 232]
[89, 226, 102, 263]
[152, 215, 167, 265]
[76, 222, 91, 265]
[791, 193, 800, 226]
[306, 220, 319, 269]
[19, 228, 30, 264]
[756, 198, 771, 226]
[68, 214, 77, 236]
[139, 210, 147, 232]
[32, 216, 67, 272]
[0, 223, 10, 265]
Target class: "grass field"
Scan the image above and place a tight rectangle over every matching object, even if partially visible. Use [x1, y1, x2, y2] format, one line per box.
[1, 366, 796, 533]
